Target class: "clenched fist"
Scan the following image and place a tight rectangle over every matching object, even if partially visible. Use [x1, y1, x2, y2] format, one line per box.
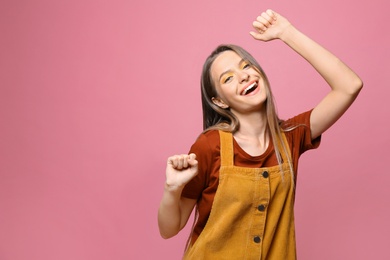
[165, 153, 198, 190]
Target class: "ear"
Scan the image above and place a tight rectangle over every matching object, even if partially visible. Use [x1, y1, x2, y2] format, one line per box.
[211, 97, 229, 109]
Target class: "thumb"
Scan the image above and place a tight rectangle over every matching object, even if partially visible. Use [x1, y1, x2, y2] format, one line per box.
[249, 31, 264, 40]
[188, 153, 198, 166]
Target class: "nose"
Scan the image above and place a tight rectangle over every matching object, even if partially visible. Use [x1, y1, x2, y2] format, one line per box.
[238, 70, 249, 83]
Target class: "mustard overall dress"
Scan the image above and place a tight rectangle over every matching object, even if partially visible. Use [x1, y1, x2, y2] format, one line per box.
[184, 130, 296, 260]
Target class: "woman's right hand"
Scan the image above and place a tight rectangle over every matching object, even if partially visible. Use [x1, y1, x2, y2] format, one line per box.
[165, 153, 198, 190]
[250, 9, 292, 42]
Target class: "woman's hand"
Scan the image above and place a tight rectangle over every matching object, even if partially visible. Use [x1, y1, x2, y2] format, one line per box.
[250, 9, 292, 42]
[165, 153, 198, 190]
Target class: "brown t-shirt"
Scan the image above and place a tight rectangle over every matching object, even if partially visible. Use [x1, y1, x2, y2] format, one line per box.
[181, 110, 321, 244]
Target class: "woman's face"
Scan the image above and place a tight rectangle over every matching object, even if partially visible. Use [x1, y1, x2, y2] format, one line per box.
[210, 50, 267, 114]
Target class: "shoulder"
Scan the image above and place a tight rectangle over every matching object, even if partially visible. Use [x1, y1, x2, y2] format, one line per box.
[182, 130, 221, 199]
[189, 130, 222, 179]
[190, 130, 221, 153]
[281, 110, 312, 129]
[281, 109, 321, 153]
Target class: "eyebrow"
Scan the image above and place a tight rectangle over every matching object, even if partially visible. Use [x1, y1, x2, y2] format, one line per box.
[218, 58, 246, 82]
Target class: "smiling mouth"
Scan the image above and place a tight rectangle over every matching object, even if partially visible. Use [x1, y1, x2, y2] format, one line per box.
[241, 82, 258, 95]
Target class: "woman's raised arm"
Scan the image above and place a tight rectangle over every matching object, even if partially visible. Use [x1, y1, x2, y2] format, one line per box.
[250, 10, 363, 139]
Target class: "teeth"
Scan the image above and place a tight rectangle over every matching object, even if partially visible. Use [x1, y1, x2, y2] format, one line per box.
[242, 82, 257, 95]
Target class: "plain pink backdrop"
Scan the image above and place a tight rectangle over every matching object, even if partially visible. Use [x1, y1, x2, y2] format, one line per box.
[1, 0, 389, 259]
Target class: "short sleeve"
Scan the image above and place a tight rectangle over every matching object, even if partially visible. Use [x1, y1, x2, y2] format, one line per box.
[282, 109, 321, 156]
[181, 132, 216, 200]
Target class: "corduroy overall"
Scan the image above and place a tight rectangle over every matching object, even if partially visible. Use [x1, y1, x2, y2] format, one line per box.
[184, 130, 296, 260]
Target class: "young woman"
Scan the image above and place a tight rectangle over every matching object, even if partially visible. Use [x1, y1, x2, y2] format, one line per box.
[158, 9, 362, 259]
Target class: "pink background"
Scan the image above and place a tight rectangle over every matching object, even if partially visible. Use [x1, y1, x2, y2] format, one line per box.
[1, 0, 389, 259]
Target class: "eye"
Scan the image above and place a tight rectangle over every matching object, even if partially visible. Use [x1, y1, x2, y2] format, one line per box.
[224, 76, 233, 83]
[221, 72, 234, 84]
[242, 62, 251, 69]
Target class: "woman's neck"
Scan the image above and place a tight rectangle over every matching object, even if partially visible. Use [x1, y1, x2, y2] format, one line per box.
[232, 110, 270, 156]
[234, 109, 268, 137]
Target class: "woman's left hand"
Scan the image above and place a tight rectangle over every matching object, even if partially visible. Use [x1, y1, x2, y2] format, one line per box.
[250, 9, 291, 42]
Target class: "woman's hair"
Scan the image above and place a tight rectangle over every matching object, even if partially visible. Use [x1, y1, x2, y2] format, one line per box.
[200, 44, 294, 181]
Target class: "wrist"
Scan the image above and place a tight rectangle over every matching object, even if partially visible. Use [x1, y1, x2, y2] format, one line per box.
[164, 182, 185, 193]
[278, 23, 298, 42]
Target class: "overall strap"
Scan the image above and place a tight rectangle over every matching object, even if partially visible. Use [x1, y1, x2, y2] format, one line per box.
[219, 130, 234, 167]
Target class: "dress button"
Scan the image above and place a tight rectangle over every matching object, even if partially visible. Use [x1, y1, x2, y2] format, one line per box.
[253, 236, 261, 243]
[257, 204, 266, 212]
[262, 171, 269, 178]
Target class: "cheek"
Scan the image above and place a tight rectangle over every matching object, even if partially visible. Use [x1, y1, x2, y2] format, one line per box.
[216, 85, 234, 102]
[213, 83, 225, 97]
[259, 78, 267, 91]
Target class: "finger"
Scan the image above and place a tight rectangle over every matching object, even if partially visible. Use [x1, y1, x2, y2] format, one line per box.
[176, 155, 185, 169]
[249, 32, 269, 41]
[188, 153, 196, 161]
[249, 31, 265, 40]
[265, 9, 277, 23]
[182, 155, 189, 168]
[252, 21, 266, 33]
[257, 14, 272, 28]
[188, 153, 198, 166]
[167, 155, 178, 168]
[263, 9, 276, 25]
